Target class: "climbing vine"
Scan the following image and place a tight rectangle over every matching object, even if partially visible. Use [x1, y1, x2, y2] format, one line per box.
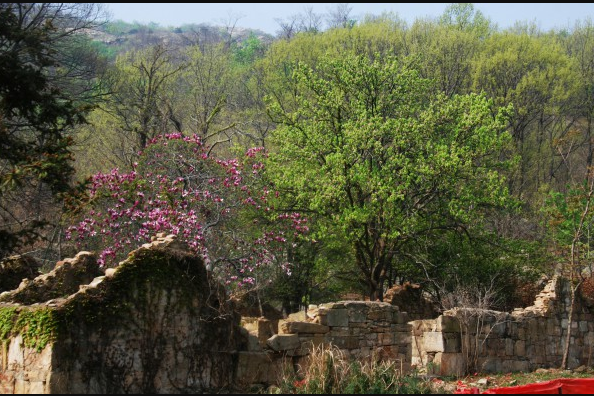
[0, 306, 58, 352]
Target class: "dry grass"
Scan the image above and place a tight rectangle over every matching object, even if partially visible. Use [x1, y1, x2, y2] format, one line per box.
[271, 343, 435, 394]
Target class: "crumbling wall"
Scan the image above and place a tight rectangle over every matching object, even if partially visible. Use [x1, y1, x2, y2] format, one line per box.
[0, 234, 241, 394]
[0, 255, 40, 293]
[3, 236, 594, 393]
[233, 301, 413, 388]
[411, 276, 594, 376]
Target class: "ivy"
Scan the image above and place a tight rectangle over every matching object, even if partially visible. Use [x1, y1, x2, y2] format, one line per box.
[14, 308, 57, 352]
[0, 307, 17, 340]
[0, 306, 57, 352]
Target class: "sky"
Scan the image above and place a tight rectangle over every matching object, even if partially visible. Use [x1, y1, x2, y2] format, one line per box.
[102, 3, 594, 34]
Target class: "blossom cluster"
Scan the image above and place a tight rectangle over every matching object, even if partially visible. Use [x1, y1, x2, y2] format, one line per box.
[66, 133, 308, 289]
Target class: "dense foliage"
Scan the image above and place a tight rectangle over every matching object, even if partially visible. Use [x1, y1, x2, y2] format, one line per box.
[4, 3, 594, 312]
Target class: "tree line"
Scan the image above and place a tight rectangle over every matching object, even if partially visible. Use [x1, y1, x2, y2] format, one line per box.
[2, 3, 594, 320]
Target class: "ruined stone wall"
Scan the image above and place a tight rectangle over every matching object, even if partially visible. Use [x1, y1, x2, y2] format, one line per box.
[0, 235, 241, 394]
[233, 301, 414, 388]
[2, 235, 594, 393]
[410, 276, 594, 376]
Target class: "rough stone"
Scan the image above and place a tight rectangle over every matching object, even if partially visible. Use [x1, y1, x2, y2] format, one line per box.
[281, 321, 329, 334]
[266, 334, 300, 351]
[326, 308, 349, 327]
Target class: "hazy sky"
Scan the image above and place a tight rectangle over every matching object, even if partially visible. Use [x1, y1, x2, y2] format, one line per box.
[103, 3, 594, 34]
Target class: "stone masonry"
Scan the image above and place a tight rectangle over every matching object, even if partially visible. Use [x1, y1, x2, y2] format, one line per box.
[0, 234, 241, 393]
[1, 235, 594, 393]
[410, 276, 594, 376]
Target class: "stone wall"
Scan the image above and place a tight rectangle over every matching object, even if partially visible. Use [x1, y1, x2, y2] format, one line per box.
[233, 301, 414, 388]
[0, 255, 40, 293]
[2, 236, 594, 393]
[410, 276, 594, 376]
[0, 235, 241, 394]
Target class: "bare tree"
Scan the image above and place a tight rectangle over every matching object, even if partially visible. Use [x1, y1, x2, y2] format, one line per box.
[326, 3, 354, 29]
[298, 6, 323, 33]
[275, 14, 300, 40]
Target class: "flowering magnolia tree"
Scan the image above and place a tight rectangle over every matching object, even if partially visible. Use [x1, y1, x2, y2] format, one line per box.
[66, 133, 309, 290]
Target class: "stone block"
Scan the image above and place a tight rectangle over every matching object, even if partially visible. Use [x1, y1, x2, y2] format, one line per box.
[348, 308, 367, 323]
[28, 381, 46, 394]
[317, 313, 328, 326]
[248, 333, 263, 352]
[378, 333, 393, 346]
[505, 338, 514, 356]
[394, 312, 410, 324]
[235, 351, 276, 386]
[327, 309, 349, 327]
[434, 352, 465, 376]
[329, 327, 350, 337]
[443, 332, 461, 353]
[266, 334, 300, 352]
[330, 335, 359, 350]
[436, 315, 460, 333]
[512, 360, 530, 372]
[7, 335, 24, 367]
[514, 340, 525, 356]
[257, 318, 278, 345]
[298, 334, 327, 354]
[422, 332, 444, 352]
[281, 321, 329, 334]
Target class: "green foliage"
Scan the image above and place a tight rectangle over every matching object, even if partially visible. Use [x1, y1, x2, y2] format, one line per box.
[233, 32, 266, 65]
[266, 53, 513, 299]
[542, 182, 594, 261]
[15, 308, 57, 352]
[0, 307, 17, 340]
[0, 306, 57, 352]
[0, 3, 104, 259]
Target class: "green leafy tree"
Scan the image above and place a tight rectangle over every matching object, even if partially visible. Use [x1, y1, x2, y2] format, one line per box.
[472, 31, 575, 200]
[542, 171, 594, 369]
[0, 3, 105, 259]
[265, 54, 514, 300]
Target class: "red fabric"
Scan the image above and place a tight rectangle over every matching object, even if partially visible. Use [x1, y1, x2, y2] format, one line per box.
[478, 378, 594, 394]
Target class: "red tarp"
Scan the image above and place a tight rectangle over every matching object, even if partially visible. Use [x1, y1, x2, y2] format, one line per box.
[455, 378, 594, 394]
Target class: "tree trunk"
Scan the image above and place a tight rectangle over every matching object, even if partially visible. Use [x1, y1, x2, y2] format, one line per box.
[561, 282, 578, 369]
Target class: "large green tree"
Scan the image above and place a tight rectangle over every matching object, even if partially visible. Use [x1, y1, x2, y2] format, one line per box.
[265, 54, 514, 300]
[0, 3, 105, 260]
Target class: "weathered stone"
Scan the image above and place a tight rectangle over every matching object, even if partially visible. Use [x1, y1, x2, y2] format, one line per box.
[422, 332, 444, 352]
[514, 340, 526, 356]
[258, 317, 278, 345]
[266, 334, 300, 351]
[1, 236, 241, 394]
[443, 332, 461, 353]
[327, 308, 349, 327]
[348, 308, 367, 323]
[436, 315, 460, 333]
[0, 255, 40, 294]
[281, 321, 329, 334]
[433, 353, 465, 376]
[235, 351, 275, 386]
